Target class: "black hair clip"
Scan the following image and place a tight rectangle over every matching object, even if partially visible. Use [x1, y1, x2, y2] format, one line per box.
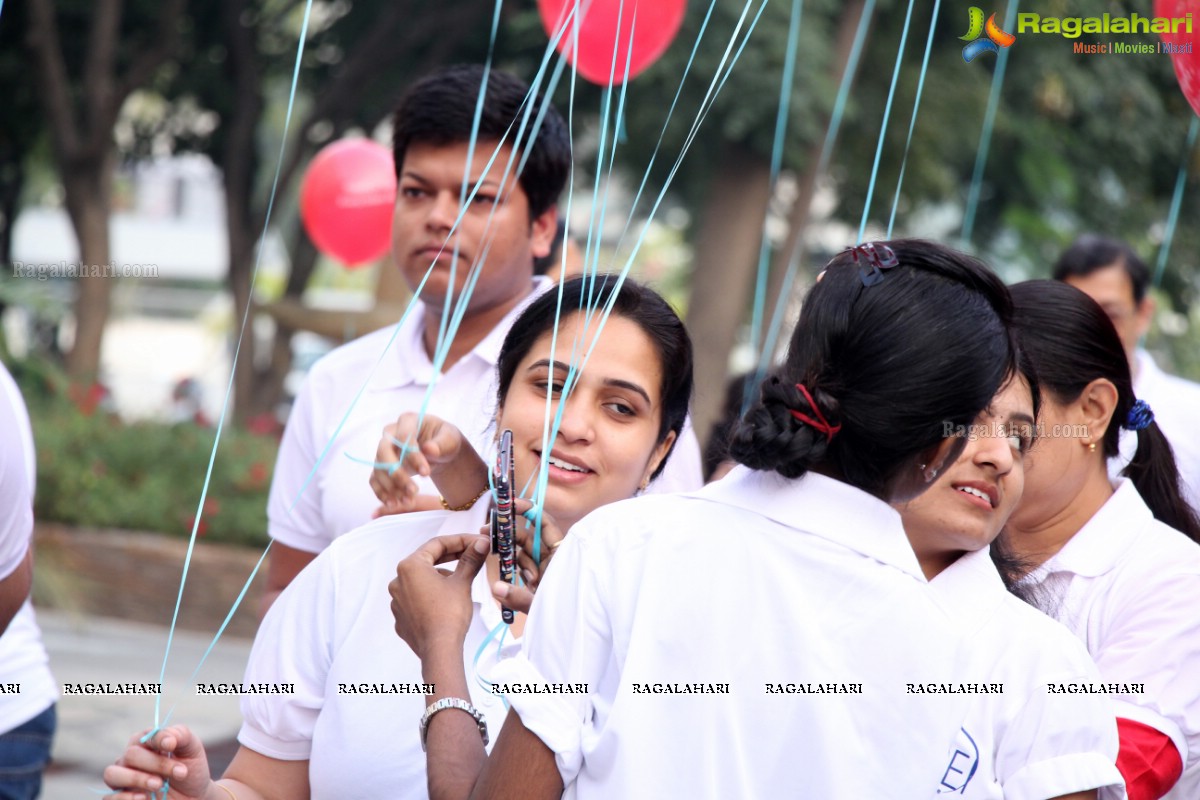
[846, 243, 899, 287]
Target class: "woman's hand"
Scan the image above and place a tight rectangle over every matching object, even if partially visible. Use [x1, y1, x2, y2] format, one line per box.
[370, 413, 466, 514]
[390, 533, 490, 659]
[103, 725, 212, 800]
[494, 501, 566, 614]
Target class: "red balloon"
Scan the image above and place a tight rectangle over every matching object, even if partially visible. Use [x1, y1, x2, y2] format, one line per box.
[538, 0, 686, 85]
[300, 139, 396, 266]
[1155, 0, 1200, 116]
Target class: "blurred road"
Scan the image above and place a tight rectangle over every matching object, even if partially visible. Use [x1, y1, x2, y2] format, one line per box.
[36, 609, 252, 799]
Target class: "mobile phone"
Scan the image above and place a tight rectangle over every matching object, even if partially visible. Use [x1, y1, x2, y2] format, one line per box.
[490, 429, 517, 624]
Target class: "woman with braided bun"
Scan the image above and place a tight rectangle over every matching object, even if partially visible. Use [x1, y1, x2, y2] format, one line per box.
[389, 240, 1120, 800]
[1000, 280, 1200, 800]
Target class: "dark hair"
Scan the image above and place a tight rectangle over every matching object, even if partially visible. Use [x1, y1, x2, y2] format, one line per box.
[728, 239, 1016, 498]
[989, 344, 1044, 599]
[990, 535, 1044, 607]
[1010, 280, 1200, 543]
[496, 275, 693, 480]
[391, 65, 570, 218]
[702, 372, 754, 481]
[1052, 234, 1150, 303]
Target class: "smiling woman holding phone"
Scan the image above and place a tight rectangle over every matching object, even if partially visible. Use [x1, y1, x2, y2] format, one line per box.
[101, 275, 692, 800]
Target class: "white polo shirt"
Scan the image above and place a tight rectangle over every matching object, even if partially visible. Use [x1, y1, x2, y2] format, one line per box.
[0, 363, 57, 733]
[1018, 479, 1200, 800]
[268, 278, 703, 554]
[240, 505, 517, 799]
[491, 467, 1120, 799]
[928, 547, 1123, 799]
[1119, 350, 1200, 512]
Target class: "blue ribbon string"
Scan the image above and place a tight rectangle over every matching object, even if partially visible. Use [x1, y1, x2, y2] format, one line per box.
[151, 0, 315, 733]
[750, 0, 876, 409]
[961, 0, 1020, 246]
[748, 0, 804, 357]
[858, 0, 916, 243]
[1151, 115, 1199, 290]
[887, 0, 941, 238]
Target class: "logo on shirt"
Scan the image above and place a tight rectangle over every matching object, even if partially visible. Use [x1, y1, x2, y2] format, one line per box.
[938, 727, 980, 793]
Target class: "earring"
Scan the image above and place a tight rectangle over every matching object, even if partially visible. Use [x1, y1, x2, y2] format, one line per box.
[1087, 442, 1097, 453]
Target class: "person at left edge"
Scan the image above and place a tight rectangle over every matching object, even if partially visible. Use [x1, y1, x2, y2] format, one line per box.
[261, 64, 703, 613]
[0, 362, 58, 800]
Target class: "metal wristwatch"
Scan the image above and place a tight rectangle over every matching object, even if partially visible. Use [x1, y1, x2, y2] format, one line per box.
[419, 697, 489, 751]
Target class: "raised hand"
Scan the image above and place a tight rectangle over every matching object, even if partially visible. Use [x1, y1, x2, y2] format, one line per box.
[103, 725, 212, 800]
[389, 534, 491, 658]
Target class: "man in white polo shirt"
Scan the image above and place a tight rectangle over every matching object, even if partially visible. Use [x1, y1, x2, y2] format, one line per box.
[0, 362, 58, 799]
[262, 65, 702, 611]
[1054, 234, 1200, 512]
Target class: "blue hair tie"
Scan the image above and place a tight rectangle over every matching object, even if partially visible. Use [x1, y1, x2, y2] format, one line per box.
[1124, 399, 1154, 432]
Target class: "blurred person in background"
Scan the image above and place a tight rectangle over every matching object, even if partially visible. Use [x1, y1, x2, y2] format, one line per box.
[260, 64, 703, 614]
[1053, 234, 1200, 512]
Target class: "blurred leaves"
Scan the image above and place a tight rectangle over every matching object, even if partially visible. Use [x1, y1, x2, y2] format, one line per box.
[9, 357, 276, 546]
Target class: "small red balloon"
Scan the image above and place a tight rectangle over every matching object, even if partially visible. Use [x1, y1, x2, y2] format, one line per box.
[1155, 0, 1200, 117]
[538, 0, 687, 85]
[300, 139, 396, 266]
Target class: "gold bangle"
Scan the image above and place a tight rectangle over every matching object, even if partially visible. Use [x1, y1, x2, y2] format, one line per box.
[440, 485, 488, 512]
[549, 539, 564, 551]
[214, 783, 238, 800]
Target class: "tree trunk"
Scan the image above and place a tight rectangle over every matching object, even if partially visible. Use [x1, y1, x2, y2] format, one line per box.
[221, 0, 265, 422]
[26, 0, 185, 384]
[227, 207, 257, 420]
[62, 156, 115, 382]
[685, 144, 773, 447]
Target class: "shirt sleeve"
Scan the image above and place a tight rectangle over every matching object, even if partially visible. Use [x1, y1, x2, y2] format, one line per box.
[0, 371, 34, 581]
[488, 526, 616, 787]
[237, 543, 340, 760]
[1098, 568, 1200, 776]
[267, 372, 333, 554]
[995, 653, 1126, 800]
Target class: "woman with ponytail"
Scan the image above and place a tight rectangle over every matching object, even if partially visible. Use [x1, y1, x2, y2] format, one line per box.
[389, 241, 1120, 800]
[1005, 279, 1200, 800]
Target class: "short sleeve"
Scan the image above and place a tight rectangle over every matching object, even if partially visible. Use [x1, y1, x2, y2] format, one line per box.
[237, 544, 340, 760]
[995, 654, 1125, 800]
[1097, 568, 1200, 771]
[0, 369, 35, 581]
[489, 526, 615, 786]
[267, 376, 332, 554]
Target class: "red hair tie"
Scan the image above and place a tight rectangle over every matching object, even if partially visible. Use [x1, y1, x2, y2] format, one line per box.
[788, 383, 842, 443]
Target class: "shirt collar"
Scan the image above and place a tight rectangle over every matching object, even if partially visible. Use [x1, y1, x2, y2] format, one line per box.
[372, 277, 552, 391]
[697, 466, 927, 581]
[927, 546, 1008, 624]
[1041, 478, 1151, 578]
